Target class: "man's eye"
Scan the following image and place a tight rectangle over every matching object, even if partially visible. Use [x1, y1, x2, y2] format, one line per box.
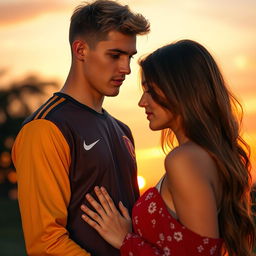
[110, 54, 120, 59]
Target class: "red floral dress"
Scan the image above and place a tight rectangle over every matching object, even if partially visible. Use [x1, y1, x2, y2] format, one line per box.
[120, 187, 223, 256]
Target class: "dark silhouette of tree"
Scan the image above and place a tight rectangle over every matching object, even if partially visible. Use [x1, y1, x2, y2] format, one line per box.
[0, 72, 59, 198]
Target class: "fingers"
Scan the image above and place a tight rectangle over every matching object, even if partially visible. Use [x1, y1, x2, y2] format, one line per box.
[119, 201, 131, 220]
[100, 187, 119, 214]
[81, 205, 103, 232]
[94, 186, 113, 215]
[85, 193, 107, 219]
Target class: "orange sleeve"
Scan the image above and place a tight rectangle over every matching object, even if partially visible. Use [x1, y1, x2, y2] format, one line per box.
[12, 119, 90, 256]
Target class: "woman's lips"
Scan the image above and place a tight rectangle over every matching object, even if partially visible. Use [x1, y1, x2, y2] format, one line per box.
[146, 111, 153, 120]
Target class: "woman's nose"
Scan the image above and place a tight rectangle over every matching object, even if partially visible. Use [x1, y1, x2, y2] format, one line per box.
[138, 93, 148, 108]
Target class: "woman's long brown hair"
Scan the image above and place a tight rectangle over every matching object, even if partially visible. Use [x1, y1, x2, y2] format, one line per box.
[139, 40, 255, 256]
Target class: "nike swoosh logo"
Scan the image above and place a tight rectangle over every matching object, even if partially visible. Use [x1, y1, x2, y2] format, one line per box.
[83, 139, 100, 151]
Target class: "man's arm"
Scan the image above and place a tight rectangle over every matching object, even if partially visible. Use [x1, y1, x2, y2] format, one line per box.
[12, 119, 90, 256]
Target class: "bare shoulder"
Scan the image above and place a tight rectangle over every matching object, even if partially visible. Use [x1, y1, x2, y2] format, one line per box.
[164, 142, 220, 238]
[164, 142, 217, 182]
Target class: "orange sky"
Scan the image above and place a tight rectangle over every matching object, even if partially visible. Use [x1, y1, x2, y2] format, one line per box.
[0, 0, 256, 189]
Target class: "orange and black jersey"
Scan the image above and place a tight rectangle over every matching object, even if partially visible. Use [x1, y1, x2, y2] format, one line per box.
[12, 92, 139, 256]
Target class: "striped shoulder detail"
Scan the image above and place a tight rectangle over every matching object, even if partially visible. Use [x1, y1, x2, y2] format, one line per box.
[33, 95, 66, 120]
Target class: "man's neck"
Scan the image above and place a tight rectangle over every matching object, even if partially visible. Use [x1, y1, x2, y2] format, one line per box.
[61, 69, 104, 113]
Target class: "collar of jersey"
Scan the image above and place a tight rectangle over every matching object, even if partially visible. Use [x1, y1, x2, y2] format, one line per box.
[54, 92, 108, 119]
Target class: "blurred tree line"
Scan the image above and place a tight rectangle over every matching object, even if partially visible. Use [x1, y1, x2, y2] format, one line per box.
[0, 71, 58, 199]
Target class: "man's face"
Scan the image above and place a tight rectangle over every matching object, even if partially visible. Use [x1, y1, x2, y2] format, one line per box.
[82, 30, 137, 99]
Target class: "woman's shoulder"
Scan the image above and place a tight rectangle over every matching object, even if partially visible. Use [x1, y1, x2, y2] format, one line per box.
[164, 142, 220, 238]
[164, 142, 217, 181]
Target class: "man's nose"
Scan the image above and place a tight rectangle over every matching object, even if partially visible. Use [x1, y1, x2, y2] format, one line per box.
[119, 58, 131, 75]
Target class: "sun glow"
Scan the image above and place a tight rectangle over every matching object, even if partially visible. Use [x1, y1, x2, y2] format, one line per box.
[137, 175, 146, 190]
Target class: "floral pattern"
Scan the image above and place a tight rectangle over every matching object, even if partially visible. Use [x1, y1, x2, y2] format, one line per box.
[148, 202, 157, 214]
[120, 187, 223, 256]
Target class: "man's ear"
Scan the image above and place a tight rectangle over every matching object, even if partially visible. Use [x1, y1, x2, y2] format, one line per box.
[72, 40, 88, 61]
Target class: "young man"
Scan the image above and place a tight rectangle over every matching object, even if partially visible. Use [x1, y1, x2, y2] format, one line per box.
[12, 1, 150, 255]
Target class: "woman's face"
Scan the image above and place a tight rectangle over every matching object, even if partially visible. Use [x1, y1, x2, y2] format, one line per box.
[138, 76, 177, 131]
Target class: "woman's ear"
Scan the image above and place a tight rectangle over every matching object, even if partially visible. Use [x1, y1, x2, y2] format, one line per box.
[72, 40, 88, 61]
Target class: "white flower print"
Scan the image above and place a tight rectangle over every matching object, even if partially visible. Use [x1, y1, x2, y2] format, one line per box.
[197, 245, 204, 253]
[151, 218, 156, 228]
[170, 223, 175, 229]
[167, 236, 172, 242]
[173, 232, 183, 242]
[159, 233, 165, 241]
[159, 208, 163, 214]
[129, 252, 133, 256]
[156, 241, 162, 247]
[135, 201, 141, 207]
[138, 241, 145, 247]
[126, 233, 132, 239]
[153, 248, 160, 255]
[148, 202, 157, 214]
[145, 191, 154, 200]
[203, 238, 209, 244]
[163, 246, 171, 256]
[137, 228, 142, 237]
[210, 245, 217, 255]
[134, 216, 139, 225]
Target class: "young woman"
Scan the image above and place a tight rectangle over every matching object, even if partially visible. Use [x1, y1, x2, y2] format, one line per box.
[80, 40, 255, 256]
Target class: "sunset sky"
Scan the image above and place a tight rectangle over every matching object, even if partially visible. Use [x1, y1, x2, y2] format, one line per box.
[0, 0, 255, 191]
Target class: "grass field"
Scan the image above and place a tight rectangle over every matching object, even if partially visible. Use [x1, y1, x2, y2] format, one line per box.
[0, 199, 26, 256]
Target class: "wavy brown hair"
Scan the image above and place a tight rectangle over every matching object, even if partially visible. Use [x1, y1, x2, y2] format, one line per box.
[139, 40, 255, 256]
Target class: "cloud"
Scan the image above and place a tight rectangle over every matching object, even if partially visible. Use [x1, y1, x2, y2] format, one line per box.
[0, 0, 71, 26]
[174, 0, 256, 29]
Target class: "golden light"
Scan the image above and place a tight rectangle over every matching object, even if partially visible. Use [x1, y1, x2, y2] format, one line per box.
[137, 175, 146, 190]
[136, 147, 164, 160]
[234, 55, 248, 70]
[7, 170, 17, 184]
[0, 151, 11, 168]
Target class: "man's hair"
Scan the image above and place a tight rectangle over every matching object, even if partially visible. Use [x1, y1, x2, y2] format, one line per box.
[69, 0, 150, 48]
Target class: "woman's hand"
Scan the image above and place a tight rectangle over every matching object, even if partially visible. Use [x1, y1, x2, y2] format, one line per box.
[81, 186, 132, 249]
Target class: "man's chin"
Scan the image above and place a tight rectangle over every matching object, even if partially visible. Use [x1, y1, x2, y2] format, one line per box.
[105, 89, 120, 97]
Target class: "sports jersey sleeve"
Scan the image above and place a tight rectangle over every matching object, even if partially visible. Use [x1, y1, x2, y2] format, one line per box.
[12, 119, 90, 256]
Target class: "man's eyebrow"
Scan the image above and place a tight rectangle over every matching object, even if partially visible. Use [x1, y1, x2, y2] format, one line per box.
[107, 48, 137, 56]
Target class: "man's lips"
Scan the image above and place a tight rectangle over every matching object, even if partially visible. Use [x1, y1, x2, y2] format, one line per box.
[111, 79, 125, 86]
